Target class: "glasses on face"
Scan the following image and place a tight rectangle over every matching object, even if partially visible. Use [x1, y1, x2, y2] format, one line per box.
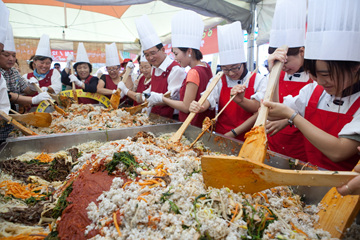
[107, 67, 119, 73]
[140, 66, 151, 71]
[144, 49, 160, 58]
[221, 65, 242, 74]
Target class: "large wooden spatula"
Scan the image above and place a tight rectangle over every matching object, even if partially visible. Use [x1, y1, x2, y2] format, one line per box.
[9, 110, 52, 127]
[169, 71, 224, 142]
[201, 155, 359, 194]
[314, 160, 360, 238]
[0, 110, 37, 136]
[32, 83, 67, 116]
[239, 46, 288, 162]
[110, 66, 132, 109]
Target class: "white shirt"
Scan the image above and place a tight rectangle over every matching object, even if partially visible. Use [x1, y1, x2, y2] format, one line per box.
[0, 74, 10, 114]
[206, 71, 267, 110]
[144, 56, 186, 101]
[283, 71, 310, 83]
[23, 69, 62, 94]
[283, 82, 360, 136]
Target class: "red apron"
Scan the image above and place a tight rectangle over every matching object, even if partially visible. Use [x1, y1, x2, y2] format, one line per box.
[104, 75, 127, 104]
[134, 75, 151, 106]
[75, 75, 98, 104]
[151, 61, 181, 119]
[27, 69, 54, 97]
[268, 71, 312, 161]
[179, 64, 215, 128]
[303, 85, 360, 171]
[215, 74, 256, 141]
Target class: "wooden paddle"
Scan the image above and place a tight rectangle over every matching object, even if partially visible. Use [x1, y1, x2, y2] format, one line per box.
[71, 62, 78, 103]
[201, 155, 360, 194]
[31, 83, 67, 116]
[0, 110, 37, 136]
[9, 109, 52, 127]
[169, 71, 224, 143]
[314, 160, 360, 238]
[238, 46, 287, 162]
[110, 66, 132, 109]
[189, 68, 258, 148]
[122, 102, 149, 115]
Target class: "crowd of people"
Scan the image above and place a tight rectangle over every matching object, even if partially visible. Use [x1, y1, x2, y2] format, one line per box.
[0, 0, 359, 195]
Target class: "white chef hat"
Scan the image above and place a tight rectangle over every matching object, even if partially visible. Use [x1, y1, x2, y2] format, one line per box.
[269, 0, 307, 48]
[4, 23, 15, 52]
[171, 10, 204, 50]
[76, 42, 90, 63]
[136, 15, 161, 51]
[35, 34, 52, 58]
[305, 0, 360, 61]
[105, 42, 120, 67]
[217, 21, 246, 65]
[140, 46, 148, 62]
[0, 0, 10, 45]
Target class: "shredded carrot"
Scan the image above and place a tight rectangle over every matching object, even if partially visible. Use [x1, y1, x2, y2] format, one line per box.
[0, 233, 48, 240]
[48, 223, 52, 232]
[122, 181, 132, 189]
[256, 204, 273, 215]
[34, 152, 54, 163]
[137, 197, 148, 202]
[258, 192, 269, 204]
[230, 203, 239, 223]
[290, 221, 309, 238]
[113, 212, 122, 237]
[0, 180, 46, 200]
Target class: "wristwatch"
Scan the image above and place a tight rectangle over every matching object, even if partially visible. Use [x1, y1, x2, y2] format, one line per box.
[288, 112, 298, 127]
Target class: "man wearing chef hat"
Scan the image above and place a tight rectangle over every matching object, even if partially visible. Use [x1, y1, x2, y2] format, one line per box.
[132, 14, 186, 119]
[0, 24, 50, 111]
[265, 0, 311, 162]
[264, 0, 360, 171]
[189, 21, 267, 141]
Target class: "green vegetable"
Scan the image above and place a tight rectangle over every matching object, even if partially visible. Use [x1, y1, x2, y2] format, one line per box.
[52, 182, 73, 219]
[105, 151, 140, 175]
[193, 193, 208, 232]
[160, 187, 181, 214]
[44, 231, 59, 240]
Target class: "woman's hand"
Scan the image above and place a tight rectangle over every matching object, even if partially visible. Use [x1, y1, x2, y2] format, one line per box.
[189, 100, 202, 113]
[263, 101, 294, 121]
[268, 48, 287, 71]
[230, 84, 246, 103]
[266, 119, 288, 136]
[337, 146, 360, 196]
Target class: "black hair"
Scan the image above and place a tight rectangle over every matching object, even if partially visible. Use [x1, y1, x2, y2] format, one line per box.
[33, 55, 53, 62]
[54, 63, 60, 66]
[28, 55, 35, 70]
[137, 55, 141, 64]
[178, 48, 203, 61]
[304, 59, 360, 96]
[268, 47, 302, 56]
[74, 62, 92, 74]
[155, 43, 164, 50]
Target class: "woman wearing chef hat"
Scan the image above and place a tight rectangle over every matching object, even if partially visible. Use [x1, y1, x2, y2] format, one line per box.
[61, 43, 99, 104]
[153, 10, 214, 127]
[24, 34, 62, 103]
[264, 0, 311, 162]
[96, 43, 133, 103]
[189, 21, 267, 141]
[264, 0, 360, 171]
[121, 48, 152, 106]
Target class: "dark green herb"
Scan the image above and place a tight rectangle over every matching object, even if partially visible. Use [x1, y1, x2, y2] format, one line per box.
[25, 159, 47, 165]
[199, 231, 213, 240]
[44, 231, 59, 240]
[193, 193, 208, 232]
[52, 182, 73, 219]
[105, 151, 140, 175]
[185, 168, 202, 180]
[160, 187, 181, 214]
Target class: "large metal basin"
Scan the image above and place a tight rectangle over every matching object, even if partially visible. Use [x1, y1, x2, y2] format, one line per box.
[0, 123, 330, 204]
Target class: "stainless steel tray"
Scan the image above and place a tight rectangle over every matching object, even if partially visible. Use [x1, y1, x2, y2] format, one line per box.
[0, 123, 330, 204]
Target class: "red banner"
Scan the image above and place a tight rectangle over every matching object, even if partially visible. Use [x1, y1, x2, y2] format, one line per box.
[51, 50, 74, 62]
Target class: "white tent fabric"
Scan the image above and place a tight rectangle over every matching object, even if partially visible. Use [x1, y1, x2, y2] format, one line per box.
[5, 0, 276, 49]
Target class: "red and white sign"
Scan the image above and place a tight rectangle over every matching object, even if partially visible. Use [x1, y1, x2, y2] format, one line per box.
[51, 50, 74, 61]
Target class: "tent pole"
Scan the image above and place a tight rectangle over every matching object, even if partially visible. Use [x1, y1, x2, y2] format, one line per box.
[247, 0, 256, 71]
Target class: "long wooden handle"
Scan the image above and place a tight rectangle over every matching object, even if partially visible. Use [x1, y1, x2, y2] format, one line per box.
[0, 110, 37, 136]
[169, 71, 224, 142]
[254, 46, 288, 127]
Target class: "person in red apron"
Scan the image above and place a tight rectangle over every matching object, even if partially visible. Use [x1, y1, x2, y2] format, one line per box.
[120, 51, 152, 107]
[189, 21, 266, 141]
[135, 14, 186, 119]
[264, 0, 311, 162]
[143, 10, 213, 128]
[61, 43, 98, 104]
[96, 43, 134, 105]
[263, 0, 360, 171]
